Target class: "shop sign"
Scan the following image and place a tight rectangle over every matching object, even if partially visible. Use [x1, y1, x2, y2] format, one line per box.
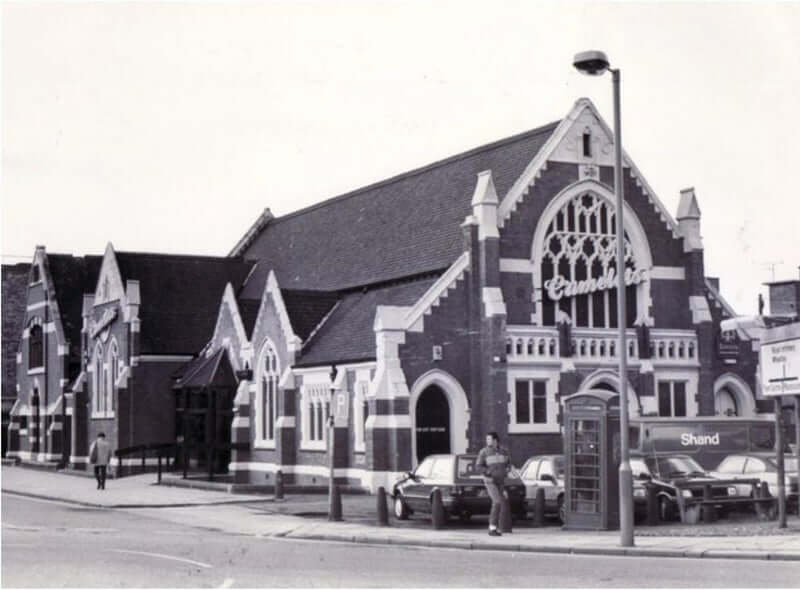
[760, 336, 800, 397]
[544, 267, 647, 301]
[90, 308, 118, 339]
[718, 329, 740, 360]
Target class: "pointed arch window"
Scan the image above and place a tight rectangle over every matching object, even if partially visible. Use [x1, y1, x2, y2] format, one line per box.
[92, 343, 109, 417]
[255, 341, 280, 447]
[540, 192, 640, 328]
[28, 320, 44, 370]
[106, 340, 119, 415]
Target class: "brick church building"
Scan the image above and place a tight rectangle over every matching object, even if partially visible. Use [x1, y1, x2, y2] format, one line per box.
[193, 98, 765, 492]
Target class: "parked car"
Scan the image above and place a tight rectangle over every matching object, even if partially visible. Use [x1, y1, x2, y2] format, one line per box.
[710, 453, 799, 506]
[519, 454, 566, 523]
[632, 454, 746, 521]
[392, 454, 526, 522]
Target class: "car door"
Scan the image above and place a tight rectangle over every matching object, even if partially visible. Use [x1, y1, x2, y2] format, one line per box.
[537, 458, 560, 508]
[404, 457, 435, 511]
[426, 456, 454, 511]
[521, 459, 541, 504]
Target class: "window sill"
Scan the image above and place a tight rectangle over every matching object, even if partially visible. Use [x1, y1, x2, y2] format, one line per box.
[253, 440, 276, 450]
[508, 422, 560, 434]
[27, 367, 45, 376]
[300, 442, 327, 452]
[91, 412, 115, 420]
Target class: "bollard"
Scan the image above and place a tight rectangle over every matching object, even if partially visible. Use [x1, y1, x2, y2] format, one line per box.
[376, 486, 389, 526]
[532, 488, 545, 527]
[431, 488, 446, 530]
[499, 494, 513, 533]
[329, 481, 342, 522]
[274, 470, 284, 501]
[157, 455, 162, 485]
[702, 484, 717, 523]
[646, 483, 659, 526]
[756, 481, 776, 521]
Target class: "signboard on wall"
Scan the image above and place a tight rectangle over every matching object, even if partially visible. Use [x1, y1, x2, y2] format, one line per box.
[761, 330, 800, 397]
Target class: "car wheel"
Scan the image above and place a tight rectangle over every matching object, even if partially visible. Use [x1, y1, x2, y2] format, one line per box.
[659, 496, 675, 522]
[394, 496, 409, 520]
[557, 496, 566, 524]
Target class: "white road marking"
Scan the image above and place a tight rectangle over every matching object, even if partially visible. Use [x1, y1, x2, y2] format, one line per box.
[218, 578, 235, 588]
[109, 549, 213, 569]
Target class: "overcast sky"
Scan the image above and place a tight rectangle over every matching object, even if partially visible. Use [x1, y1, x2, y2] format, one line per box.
[2, 1, 799, 316]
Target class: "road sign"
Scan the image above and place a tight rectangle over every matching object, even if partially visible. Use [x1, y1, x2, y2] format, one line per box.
[333, 390, 349, 427]
[760, 335, 800, 397]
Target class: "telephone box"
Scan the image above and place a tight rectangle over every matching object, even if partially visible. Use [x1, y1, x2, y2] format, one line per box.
[562, 390, 621, 531]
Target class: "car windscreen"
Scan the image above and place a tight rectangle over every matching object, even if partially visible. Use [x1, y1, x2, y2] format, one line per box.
[657, 456, 706, 477]
[456, 456, 482, 479]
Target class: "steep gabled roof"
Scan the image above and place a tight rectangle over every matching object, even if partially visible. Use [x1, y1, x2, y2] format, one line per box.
[296, 277, 438, 367]
[238, 122, 559, 297]
[282, 289, 340, 341]
[237, 297, 261, 340]
[47, 254, 103, 367]
[114, 252, 255, 354]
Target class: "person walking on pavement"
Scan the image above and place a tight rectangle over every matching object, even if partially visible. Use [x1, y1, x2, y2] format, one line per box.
[476, 431, 511, 536]
[89, 432, 112, 490]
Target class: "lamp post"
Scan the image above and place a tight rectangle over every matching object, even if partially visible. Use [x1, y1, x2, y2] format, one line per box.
[573, 50, 634, 546]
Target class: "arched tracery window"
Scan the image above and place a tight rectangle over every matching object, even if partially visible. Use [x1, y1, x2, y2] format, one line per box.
[256, 341, 280, 444]
[540, 192, 640, 328]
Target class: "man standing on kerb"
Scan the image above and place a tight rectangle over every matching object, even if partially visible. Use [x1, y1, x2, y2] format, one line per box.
[475, 431, 511, 536]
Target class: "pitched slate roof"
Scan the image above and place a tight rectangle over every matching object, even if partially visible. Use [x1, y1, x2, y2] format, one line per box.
[282, 289, 340, 341]
[47, 254, 103, 372]
[114, 253, 255, 355]
[237, 297, 261, 340]
[2, 263, 31, 400]
[295, 277, 438, 367]
[173, 347, 236, 389]
[239, 122, 559, 298]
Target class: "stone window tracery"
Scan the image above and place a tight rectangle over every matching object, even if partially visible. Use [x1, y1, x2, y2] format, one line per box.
[540, 192, 641, 328]
[255, 341, 280, 446]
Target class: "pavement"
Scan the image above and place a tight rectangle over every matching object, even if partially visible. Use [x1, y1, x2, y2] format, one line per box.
[3, 465, 800, 562]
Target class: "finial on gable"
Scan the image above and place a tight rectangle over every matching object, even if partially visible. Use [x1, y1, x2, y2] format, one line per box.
[676, 187, 703, 252]
[471, 170, 500, 241]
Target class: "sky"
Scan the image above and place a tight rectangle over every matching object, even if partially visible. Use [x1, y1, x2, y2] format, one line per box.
[2, 1, 799, 316]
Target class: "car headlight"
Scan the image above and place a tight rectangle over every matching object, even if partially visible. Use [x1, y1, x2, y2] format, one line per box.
[633, 488, 646, 498]
[681, 489, 693, 498]
[728, 486, 738, 496]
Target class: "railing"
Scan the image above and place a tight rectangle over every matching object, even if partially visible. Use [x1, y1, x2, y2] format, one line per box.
[114, 442, 178, 483]
[505, 326, 698, 364]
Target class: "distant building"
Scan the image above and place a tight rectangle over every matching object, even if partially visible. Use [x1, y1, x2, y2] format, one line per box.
[2, 262, 31, 456]
[195, 98, 764, 491]
[6, 249, 101, 464]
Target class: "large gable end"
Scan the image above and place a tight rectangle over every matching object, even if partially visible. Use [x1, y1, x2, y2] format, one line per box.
[498, 98, 680, 240]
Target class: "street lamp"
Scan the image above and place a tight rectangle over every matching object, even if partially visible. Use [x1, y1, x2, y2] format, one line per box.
[573, 50, 635, 547]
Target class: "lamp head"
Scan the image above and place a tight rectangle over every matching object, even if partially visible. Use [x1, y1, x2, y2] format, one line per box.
[573, 50, 610, 76]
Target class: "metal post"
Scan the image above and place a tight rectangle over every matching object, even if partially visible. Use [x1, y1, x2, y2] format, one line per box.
[612, 67, 634, 547]
[776, 397, 787, 528]
[796, 395, 800, 518]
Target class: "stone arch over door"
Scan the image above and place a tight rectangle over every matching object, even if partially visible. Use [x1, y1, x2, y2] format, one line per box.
[578, 369, 641, 417]
[409, 370, 470, 467]
[713, 373, 755, 417]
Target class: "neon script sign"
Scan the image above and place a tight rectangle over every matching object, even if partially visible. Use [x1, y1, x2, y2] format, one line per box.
[544, 267, 647, 301]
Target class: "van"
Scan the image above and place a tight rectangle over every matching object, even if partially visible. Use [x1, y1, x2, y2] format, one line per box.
[630, 416, 783, 470]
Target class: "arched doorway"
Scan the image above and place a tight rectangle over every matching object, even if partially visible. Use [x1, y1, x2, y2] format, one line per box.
[415, 385, 451, 462]
[715, 388, 738, 416]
